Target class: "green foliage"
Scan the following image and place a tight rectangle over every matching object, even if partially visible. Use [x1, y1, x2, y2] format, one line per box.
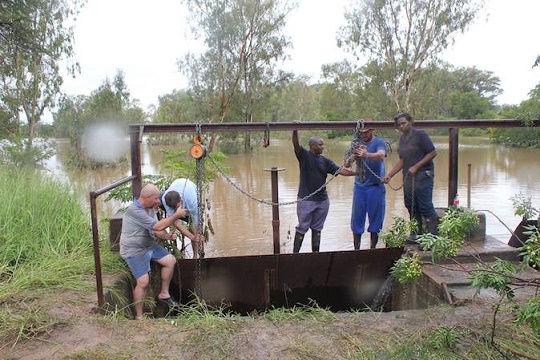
[180, 0, 298, 130]
[519, 224, 540, 270]
[339, 0, 484, 112]
[152, 89, 197, 124]
[427, 325, 462, 350]
[449, 91, 492, 119]
[390, 253, 422, 284]
[0, 0, 85, 149]
[417, 207, 479, 262]
[511, 193, 539, 220]
[105, 174, 173, 205]
[52, 72, 144, 169]
[0, 136, 55, 166]
[0, 165, 124, 300]
[468, 258, 521, 299]
[417, 233, 460, 262]
[380, 216, 416, 248]
[438, 206, 480, 242]
[515, 296, 540, 335]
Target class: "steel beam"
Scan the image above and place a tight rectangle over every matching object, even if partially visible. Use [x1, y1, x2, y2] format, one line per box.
[129, 119, 538, 134]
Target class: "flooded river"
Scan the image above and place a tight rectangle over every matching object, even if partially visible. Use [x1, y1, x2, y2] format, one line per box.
[45, 134, 540, 257]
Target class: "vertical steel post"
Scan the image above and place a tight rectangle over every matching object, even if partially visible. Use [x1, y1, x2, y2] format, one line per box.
[90, 192, 104, 310]
[448, 128, 459, 207]
[265, 167, 285, 254]
[130, 126, 143, 198]
[467, 163, 472, 208]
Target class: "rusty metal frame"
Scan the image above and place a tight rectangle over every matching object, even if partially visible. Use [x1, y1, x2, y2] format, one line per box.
[90, 119, 539, 309]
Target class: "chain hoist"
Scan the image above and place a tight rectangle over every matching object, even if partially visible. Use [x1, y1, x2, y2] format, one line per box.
[190, 123, 207, 297]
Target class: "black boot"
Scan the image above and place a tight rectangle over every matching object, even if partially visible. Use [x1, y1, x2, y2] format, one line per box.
[370, 233, 379, 249]
[311, 230, 321, 252]
[407, 214, 423, 243]
[425, 217, 439, 236]
[414, 214, 424, 236]
[353, 233, 362, 250]
[293, 231, 304, 253]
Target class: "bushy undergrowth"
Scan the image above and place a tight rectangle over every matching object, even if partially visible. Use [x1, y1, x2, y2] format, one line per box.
[0, 165, 124, 300]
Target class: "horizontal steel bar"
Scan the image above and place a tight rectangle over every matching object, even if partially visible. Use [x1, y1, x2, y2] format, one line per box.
[90, 175, 137, 198]
[129, 119, 539, 134]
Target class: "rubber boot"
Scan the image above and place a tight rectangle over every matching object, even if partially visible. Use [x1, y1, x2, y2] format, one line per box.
[353, 233, 362, 250]
[293, 231, 304, 253]
[407, 214, 423, 243]
[311, 230, 321, 252]
[425, 217, 439, 236]
[370, 233, 379, 249]
[414, 213, 424, 235]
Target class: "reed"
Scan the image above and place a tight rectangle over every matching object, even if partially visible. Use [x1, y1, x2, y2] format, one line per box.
[0, 165, 124, 345]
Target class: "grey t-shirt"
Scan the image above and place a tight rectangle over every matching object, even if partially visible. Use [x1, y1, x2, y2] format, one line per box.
[119, 200, 158, 258]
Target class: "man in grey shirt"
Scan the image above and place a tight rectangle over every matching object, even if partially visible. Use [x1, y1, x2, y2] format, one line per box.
[120, 183, 187, 320]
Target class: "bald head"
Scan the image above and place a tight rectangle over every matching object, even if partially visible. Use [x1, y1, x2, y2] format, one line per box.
[138, 184, 161, 209]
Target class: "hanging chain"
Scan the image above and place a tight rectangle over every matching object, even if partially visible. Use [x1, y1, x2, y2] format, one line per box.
[206, 153, 341, 206]
[344, 127, 404, 191]
[194, 123, 204, 298]
[410, 173, 416, 230]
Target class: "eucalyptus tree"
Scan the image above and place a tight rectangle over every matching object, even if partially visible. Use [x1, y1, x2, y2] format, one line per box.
[338, 0, 485, 113]
[319, 61, 358, 122]
[0, 0, 84, 163]
[273, 75, 321, 122]
[179, 0, 298, 151]
[153, 90, 197, 124]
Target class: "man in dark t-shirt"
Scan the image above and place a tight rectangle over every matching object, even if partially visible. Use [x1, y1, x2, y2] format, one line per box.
[292, 130, 357, 253]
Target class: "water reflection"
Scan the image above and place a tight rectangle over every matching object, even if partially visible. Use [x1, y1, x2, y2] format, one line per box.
[45, 135, 540, 257]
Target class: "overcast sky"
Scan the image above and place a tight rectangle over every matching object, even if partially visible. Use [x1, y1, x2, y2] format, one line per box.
[61, 0, 540, 112]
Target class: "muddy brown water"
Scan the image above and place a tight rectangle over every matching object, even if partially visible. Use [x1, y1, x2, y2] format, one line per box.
[45, 135, 540, 258]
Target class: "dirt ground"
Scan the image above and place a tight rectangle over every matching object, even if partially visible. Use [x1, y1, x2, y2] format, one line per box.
[1, 277, 534, 360]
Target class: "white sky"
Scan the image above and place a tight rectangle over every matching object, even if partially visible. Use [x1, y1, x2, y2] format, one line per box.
[61, 0, 540, 112]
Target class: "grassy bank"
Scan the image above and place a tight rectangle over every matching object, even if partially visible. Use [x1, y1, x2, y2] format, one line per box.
[0, 165, 125, 346]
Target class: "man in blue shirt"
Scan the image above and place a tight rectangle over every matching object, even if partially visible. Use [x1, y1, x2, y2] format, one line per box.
[343, 122, 387, 249]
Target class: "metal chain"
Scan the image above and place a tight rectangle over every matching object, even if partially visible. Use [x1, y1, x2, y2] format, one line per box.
[194, 123, 204, 298]
[344, 134, 403, 191]
[206, 153, 342, 206]
[411, 173, 416, 218]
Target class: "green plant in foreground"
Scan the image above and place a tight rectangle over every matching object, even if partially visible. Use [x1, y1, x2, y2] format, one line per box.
[438, 206, 479, 242]
[520, 224, 540, 270]
[427, 325, 462, 350]
[381, 216, 416, 248]
[469, 258, 522, 300]
[390, 253, 422, 284]
[418, 206, 479, 262]
[515, 296, 540, 335]
[511, 192, 539, 220]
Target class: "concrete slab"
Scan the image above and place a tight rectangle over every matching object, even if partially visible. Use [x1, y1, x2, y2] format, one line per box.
[417, 235, 521, 264]
[395, 234, 539, 309]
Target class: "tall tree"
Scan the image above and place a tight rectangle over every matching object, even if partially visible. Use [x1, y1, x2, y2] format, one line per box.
[0, 0, 85, 162]
[53, 71, 144, 168]
[274, 75, 321, 122]
[179, 0, 297, 151]
[338, 0, 484, 113]
[320, 61, 358, 121]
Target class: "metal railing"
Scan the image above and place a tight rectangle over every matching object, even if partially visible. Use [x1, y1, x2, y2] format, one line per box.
[90, 119, 539, 310]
